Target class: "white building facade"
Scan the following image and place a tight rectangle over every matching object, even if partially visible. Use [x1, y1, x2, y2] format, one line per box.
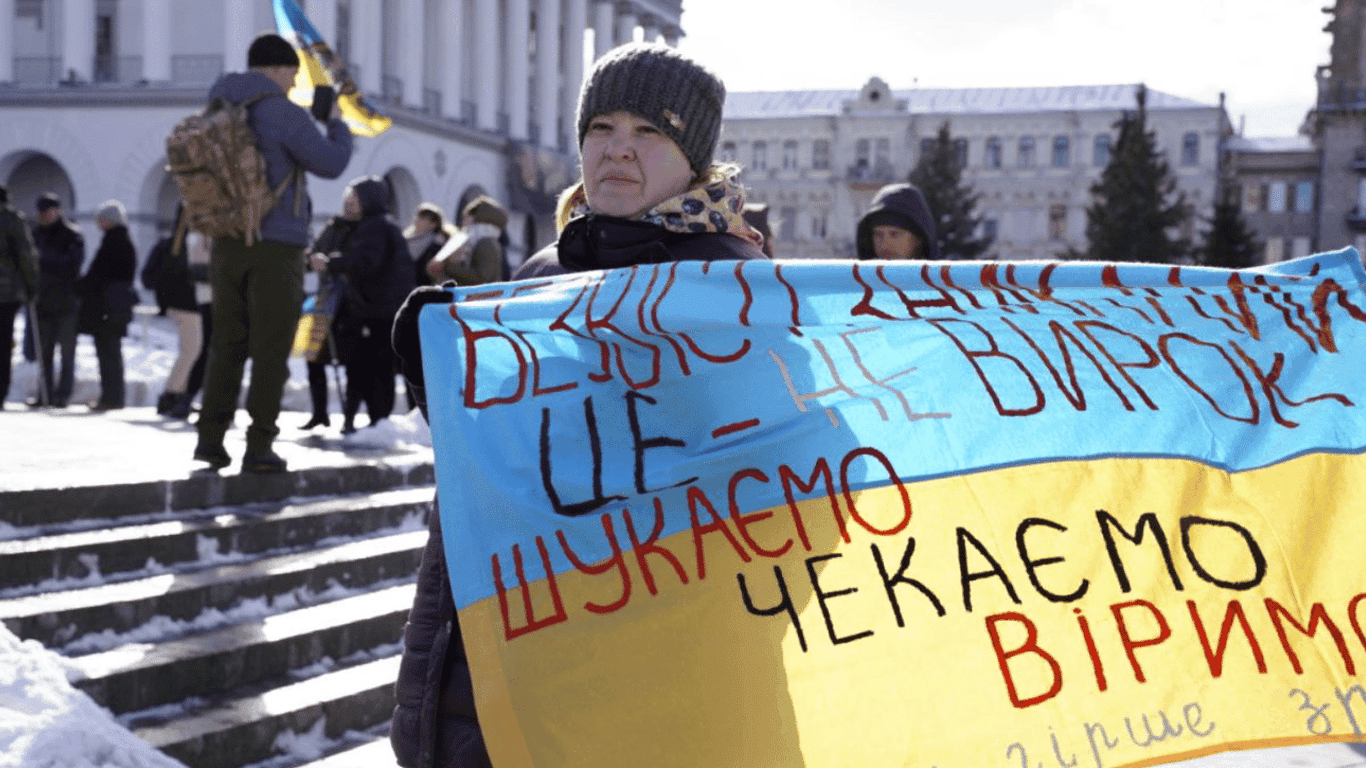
[0, 0, 684, 271]
[721, 78, 1231, 260]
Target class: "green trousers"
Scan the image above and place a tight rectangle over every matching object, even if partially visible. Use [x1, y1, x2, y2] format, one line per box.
[196, 237, 305, 454]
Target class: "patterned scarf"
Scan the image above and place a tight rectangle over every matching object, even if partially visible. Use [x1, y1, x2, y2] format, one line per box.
[568, 171, 767, 250]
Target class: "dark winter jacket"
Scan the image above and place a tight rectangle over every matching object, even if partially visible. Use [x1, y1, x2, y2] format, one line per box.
[855, 182, 940, 260]
[206, 70, 354, 247]
[390, 221, 764, 768]
[141, 235, 197, 313]
[326, 178, 416, 321]
[32, 218, 85, 315]
[513, 212, 766, 279]
[428, 196, 508, 287]
[0, 205, 38, 304]
[77, 224, 138, 334]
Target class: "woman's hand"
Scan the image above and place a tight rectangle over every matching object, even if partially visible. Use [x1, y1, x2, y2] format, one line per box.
[308, 252, 329, 272]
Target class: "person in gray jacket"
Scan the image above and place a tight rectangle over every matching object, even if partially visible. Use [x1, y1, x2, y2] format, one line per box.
[192, 32, 354, 474]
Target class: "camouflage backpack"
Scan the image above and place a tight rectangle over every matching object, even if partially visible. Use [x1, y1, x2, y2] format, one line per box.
[164, 94, 298, 253]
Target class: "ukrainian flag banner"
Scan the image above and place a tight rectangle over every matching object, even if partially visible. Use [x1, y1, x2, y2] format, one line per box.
[271, 0, 391, 137]
[419, 249, 1366, 768]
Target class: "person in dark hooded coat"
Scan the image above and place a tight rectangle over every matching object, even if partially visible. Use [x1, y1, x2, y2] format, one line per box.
[387, 42, 766, 768]
[855, 182, 939, 260]
[311, 175, 415, 434]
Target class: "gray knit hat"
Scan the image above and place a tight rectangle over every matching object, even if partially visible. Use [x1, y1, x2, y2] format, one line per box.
[576, 43, 725, 176]
[96, 199, 127, 226]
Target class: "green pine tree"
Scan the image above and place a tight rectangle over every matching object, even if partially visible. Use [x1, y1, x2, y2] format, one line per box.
[909, 121, 993, 260]
[1195, 192, 1261, 269]
[1081, 84, 1193, 263]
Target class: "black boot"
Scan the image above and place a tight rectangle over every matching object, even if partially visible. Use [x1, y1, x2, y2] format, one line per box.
[167, 393, 193, 420]
[301, 413, 331, 429]
[156, 392, 175, 414]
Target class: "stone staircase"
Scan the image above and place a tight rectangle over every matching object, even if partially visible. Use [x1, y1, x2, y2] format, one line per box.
[0, 457, 435, 768]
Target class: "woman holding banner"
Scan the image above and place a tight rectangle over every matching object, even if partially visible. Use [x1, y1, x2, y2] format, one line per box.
[388, 42, 766, 767]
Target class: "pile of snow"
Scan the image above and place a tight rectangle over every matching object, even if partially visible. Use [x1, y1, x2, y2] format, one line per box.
[0, 624, 187, 768]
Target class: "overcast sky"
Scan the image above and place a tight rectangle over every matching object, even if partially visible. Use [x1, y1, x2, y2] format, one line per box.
[675, 0, 1332, 137]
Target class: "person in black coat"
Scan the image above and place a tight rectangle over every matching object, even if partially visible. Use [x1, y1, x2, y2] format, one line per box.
[141, 205, 203, 419]
[854, 182, 939, 261]
[301, 210, 359, 429]
[310, 176, 415, 434]
[388, 42, 766, 768]
[77, 200, 138, 410]
[28, 193, 84, 407]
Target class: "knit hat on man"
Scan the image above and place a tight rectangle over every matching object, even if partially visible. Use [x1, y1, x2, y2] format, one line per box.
[36, 193, 61, 212]
[576, 43, 726, 176]
[247, 32, 300, 68]
[96, 200, 127, 226]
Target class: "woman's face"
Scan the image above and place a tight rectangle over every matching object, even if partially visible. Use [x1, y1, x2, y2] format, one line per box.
[412, 212, 437, 234]
[580, 110, 693, 219]
[342, 190, 362, 220]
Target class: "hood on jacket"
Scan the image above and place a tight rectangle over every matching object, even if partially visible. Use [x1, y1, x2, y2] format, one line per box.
[206, 70, 285, 105]
[855, 183, 939, 260]
[462, 195, 508, 229]
[349, 177, 391, 218]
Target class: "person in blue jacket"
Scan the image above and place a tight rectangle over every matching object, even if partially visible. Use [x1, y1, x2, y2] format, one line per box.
[387, 42, 767, 768]
[192, 32, 354, 473]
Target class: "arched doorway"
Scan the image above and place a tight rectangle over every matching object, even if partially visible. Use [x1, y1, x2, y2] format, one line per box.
[1, 153, 78, 219]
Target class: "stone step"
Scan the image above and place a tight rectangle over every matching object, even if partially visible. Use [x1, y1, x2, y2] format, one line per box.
[0, 456, 434, 527]
[0, 486, 433, 593]
[0, 529, 427, 649]
[69, 583, 416, 714]
[136, 654, 402, 768]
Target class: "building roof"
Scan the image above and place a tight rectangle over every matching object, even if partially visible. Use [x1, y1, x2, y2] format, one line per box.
[1224, 135, 1315, 153]
[724, 84, 1214, 119]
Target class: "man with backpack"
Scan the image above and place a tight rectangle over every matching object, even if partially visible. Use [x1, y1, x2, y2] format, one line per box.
[190, 32, 353, 473]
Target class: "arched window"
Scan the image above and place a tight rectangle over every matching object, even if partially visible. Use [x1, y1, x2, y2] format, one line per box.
[1181, 132, 1199, 166]
[985, 137, 1002, 169]
[1051, 136, 1069, 167]
[1093, 135, 1111, 166]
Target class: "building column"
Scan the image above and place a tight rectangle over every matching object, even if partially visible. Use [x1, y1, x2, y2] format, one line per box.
[0, 0, 15, 82]
[592, 0, 613, 58]
[223, 0, 252, 72]
[142, 0, 171, 82]
[638, 14, 658, 44]
[473, 0, 498, 131]
[562, 0, 587, 142]
[614, 1, 636, 46]
[535, 0, 561, 148]
[352, 0, 382, 95]
[309, 0, 338, 49]
[439, 0, 464, 121]
[61, 0, 95, 81]
[504, 0, 530, 139]
[400, 0, 423, 106]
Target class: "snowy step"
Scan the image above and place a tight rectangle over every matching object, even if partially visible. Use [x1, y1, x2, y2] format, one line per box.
[136, 654, 402, 768]
[69, 583, 416, 714]
[298, 737, 402, 768]
[0, 456, 434, 527]
[0, 486, 433, 592]
[0, 529, 427, 649]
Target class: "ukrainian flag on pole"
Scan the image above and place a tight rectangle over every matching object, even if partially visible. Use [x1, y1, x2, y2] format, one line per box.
[420, 249, 1366, 768]
[271, 0, 391, 137]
